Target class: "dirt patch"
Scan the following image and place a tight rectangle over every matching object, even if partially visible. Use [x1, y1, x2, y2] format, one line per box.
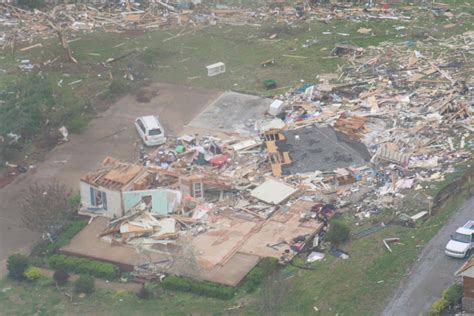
[135, 88, 159, 103]
[434, 166, 474, 211]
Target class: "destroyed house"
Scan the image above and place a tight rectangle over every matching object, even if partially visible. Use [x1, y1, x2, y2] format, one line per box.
[79, 158, 181, 218]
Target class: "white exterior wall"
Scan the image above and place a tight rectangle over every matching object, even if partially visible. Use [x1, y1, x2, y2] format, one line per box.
[79, 181, 123, 218]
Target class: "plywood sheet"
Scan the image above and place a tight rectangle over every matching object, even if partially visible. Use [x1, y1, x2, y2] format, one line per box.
[250, 178, 298, 205]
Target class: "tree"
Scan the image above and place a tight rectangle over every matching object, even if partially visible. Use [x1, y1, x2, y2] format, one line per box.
[53, 270, 70, 287]
[74, 275, 95, 294]
[167, 239, 203, 280]
[326, 219, 351, 246]
[7, 254, 29, 280]
[21, 181, 73, 239]
[136, 285, 151, 300]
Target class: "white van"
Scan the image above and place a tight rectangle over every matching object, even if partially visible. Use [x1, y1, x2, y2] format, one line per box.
[135, 115, 167, 146]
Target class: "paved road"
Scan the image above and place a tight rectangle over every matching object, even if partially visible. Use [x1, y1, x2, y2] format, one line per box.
[0, 83, 220, 276]
[383, 195, 474, 316]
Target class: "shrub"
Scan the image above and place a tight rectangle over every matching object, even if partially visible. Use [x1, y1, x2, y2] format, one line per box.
[67, 193, 81, 209]
[74, 275, 95, 294]
[162, 276, 235, 300]
[67, 116, 87, 134]
[24, 266, 42, 281]
[430, 298, 448, 316]
[46, 221, 86, 256]
[137, 285, 151, 300]
[162, 275, 191, 292]
[48, 255, 119, 280]
[326, 220, 351, 244]
[443, 283, 463, 307]
[53, 270, 70, 286]
[242, 257, 280, 293]
[7, 254, 29, 280]
[108, 80, 128, 96]
[243, 266, 265, 292]
[189, 280, 234, 300]
[258, 257, 279, 272]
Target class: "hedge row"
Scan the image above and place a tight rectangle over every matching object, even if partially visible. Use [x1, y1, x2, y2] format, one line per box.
[241, 257, 279, 293]
[46, 221, 86, 256]
[162, 276, 235, 300]
[48, 255, 119, 280]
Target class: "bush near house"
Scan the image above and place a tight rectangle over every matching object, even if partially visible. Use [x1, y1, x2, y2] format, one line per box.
[443, 283, 464, 307]
[162, 276, 235, 300]
[6, 254, 29, 280]
[430, 298, 448, 316]
[430, 283, 464, 315]
[74, 275, 95, 294]
[242, 257, 280, 293]
[48, 255, 119, 280]
[24, 266, 42, 281]
[326, 219, 351, 244]
[45, 221, 86, 256]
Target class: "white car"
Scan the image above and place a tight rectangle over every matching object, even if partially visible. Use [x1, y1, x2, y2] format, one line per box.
[445, 220, 474, 258]
[135, 115, 167, 146]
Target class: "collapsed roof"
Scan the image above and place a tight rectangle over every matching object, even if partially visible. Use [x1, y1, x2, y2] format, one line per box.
[275, 127, 371, 175]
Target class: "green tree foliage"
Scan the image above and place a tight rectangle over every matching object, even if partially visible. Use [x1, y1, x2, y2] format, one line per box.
[326, 219, 351, 244]
[74, 275, 95, 294]
[48, 255, 119, 279]
[7, 254, 29, 280]
[24, 266, 42, 281]
[443, 283, 463, 307]
[162, 276, 235, 300]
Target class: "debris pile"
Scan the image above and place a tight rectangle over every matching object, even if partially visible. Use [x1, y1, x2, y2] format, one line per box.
[0, 2, 446, 45]
[86, 31, 472, 279]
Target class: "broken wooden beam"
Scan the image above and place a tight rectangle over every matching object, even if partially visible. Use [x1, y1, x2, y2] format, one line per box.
[383, 238, 400, 253]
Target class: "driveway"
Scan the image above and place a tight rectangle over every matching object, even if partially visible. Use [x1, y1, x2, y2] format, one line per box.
[383, 195, 474, 316]
[0, 83, 220, 275]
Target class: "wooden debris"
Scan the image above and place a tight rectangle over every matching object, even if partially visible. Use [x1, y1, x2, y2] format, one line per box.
[383, 238, 400, 253]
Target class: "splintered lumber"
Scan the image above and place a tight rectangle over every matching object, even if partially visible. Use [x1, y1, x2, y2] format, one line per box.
[172, 215, 198, 224]
[106, 50, 137, 64]
[151, 232, 178, 240]
[240, 207, 267, 219]
[20, 43, 42, 51]
[383, 238, 400, 253]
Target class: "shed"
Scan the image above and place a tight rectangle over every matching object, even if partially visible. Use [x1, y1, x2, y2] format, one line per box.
[206, 62, 225, 77]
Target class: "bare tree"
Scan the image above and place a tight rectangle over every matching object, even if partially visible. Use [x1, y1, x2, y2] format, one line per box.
[161, 236, 203, 280]
[166, 238, 203, 280]
[259, 272, 293, 316]
[47, 19, 78, 64]
[21, 180, 73, 240]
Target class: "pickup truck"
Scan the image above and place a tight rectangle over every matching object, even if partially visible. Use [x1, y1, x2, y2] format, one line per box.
[445, 220, 474, 258]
